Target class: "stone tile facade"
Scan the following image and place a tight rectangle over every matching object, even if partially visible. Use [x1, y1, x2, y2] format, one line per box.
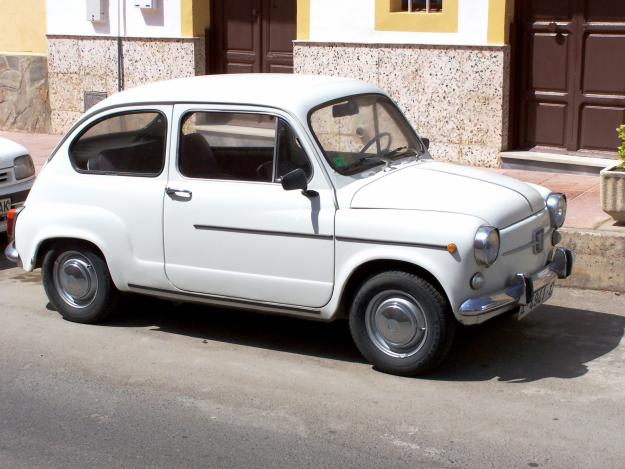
[294, 42, 510, 168]
[47, 35, 205, 134]
[0, 54, 50, 132]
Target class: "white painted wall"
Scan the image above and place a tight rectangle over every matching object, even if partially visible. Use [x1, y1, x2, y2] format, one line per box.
[47, 0, 182, 38]
[309, 0, 491, 46]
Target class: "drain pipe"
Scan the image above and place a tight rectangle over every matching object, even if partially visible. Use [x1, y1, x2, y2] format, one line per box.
[116, 0, 125, 91]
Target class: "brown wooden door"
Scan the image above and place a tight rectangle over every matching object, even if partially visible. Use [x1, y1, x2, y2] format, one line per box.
[211, 0, 296, 74]
[518, 0, 625, 155]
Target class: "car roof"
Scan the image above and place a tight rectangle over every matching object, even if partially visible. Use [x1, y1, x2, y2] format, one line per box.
[89, 74, 383, 116]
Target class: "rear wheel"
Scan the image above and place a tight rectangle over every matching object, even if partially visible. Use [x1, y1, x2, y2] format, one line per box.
[349, 271, 455, 376]
[42, 243, 118, 324]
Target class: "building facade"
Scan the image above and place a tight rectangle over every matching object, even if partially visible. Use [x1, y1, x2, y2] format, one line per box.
[1, 0, 624, 170]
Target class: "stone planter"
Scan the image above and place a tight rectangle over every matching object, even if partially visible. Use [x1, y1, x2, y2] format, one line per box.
[601, 165, 625, 222]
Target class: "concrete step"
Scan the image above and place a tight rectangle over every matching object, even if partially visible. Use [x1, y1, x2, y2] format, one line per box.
[501, 151, 617, 176]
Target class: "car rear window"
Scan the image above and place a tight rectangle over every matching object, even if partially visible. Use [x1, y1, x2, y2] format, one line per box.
[70, 111, 167, 176]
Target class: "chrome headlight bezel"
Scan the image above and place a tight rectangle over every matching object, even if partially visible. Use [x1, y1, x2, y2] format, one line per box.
[14, 154, 35, 180]
[474, 225, 500, 267]
[546, 193, 567, 228]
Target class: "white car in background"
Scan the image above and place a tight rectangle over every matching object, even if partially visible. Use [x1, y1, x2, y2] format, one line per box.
[0, 137, 35, 232]
[5, 74, 573, 376]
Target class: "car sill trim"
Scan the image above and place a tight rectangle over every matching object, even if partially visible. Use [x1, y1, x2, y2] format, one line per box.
[127, 283, 322, 314]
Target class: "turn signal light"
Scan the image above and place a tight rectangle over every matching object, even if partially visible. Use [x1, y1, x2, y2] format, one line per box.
[447, 243, 458, 254]
[6, 208, 23, 240]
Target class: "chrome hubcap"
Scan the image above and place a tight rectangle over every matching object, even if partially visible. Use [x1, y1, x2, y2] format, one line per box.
[53, 251, 98, 308]
[365, 291, 427, 358]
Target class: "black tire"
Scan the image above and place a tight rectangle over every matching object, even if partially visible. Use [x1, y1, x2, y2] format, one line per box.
[349, 271, 455, 376]
[42, 242, 118, 324]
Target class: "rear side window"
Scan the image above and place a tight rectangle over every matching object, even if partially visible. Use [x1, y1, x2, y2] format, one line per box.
[179, 112, 277, 182]
[70, 111, 167, 176]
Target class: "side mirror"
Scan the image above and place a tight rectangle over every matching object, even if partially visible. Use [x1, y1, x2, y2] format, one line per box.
[421, 137, 430, 150]
[281, 168, 318, 197]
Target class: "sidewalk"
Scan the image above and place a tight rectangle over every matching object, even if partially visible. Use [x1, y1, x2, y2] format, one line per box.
[2, 130, 624, 292]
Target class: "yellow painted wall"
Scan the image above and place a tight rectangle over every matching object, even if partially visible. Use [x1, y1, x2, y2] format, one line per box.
[297, 0, 310, 40]
[0, 0, 47, 54]
[181, 0, 211, 38]
[487, 0, 514, 45]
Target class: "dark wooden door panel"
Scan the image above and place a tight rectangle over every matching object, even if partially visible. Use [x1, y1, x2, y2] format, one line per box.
[518, 0, 625, 156]
[579, 106, 625, 151]
[582, 34, 625, 95]
[526, 102, 568, 147]
[530, 33, 570, 92]
[529, 0, 573, 20]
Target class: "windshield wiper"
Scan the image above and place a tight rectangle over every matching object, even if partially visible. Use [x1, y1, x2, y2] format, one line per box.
[356, 146, 419, 171]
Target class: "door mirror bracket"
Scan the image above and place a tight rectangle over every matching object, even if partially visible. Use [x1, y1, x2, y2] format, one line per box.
[281, 169, 318, 198]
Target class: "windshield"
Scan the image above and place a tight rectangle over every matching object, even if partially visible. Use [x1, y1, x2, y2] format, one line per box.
[308, 94, 422, 175]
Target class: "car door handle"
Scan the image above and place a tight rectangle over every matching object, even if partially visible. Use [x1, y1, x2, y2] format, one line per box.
[165, 187, 192, 199]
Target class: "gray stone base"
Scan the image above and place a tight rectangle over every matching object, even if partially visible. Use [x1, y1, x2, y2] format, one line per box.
[48, 35, 206, 134]
[0, 54, 50, 133]
[294, 42, 510, 168]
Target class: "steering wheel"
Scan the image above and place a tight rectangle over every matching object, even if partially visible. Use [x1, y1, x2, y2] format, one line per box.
[256, 160, 273, 180]
[358, 132, 392, 155]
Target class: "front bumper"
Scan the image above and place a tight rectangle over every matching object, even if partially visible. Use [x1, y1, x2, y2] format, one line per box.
[459, 247, 574, 320]
[0, 184, 31, 232]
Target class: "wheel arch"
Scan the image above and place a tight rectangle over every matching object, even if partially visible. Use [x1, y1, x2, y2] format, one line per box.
[34, 237, 108, 270]
[336, 259, 450, 319]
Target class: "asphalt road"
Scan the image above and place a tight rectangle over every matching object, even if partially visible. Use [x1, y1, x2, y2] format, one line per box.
[1, 258, 624, 468]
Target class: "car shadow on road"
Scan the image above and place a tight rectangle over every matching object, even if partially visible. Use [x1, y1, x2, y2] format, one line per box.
[432, 302, 625, 383]
[106, 295, 366, 363]
[102, 294, 625, 381]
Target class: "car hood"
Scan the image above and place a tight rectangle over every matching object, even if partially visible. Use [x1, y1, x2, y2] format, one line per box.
[0, 137, 28, 168]
[350, 161, 546, 228]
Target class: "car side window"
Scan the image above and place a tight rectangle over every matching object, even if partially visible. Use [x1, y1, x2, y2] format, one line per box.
[179, 112, 277, 182]
[276, 119, 313, 180]
[70, 111, 166, 176]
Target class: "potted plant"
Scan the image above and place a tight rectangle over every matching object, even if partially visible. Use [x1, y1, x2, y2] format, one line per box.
[601, 124, 625, 223]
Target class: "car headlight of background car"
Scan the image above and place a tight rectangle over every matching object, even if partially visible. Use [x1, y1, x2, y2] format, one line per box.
[14, 154, 35, 180]
[474, 226, 500, 267]
[546, 193, 567, 228]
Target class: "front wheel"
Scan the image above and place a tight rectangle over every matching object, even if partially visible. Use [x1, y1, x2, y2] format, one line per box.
[349, 271, 455, 376]
[42, 243, 118, 324]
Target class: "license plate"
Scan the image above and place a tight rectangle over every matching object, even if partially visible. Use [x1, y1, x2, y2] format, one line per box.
[518, 281, 555, 320]
[0, 198, 10, 216]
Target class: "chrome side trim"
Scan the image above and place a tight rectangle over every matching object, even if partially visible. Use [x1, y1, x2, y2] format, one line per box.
[336, 236, 447, 250]
[4, 241, 20, 264]
[127, 283, 322, 315]
[193, 225, 334, 241]
[459, 247, 574, 317]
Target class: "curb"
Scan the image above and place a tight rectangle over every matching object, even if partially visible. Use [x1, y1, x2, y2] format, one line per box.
[558, 228, 625, 293]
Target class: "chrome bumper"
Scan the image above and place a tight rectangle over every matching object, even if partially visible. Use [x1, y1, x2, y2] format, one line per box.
[4, 241, 20, 265]
[459, 247, 574, 317]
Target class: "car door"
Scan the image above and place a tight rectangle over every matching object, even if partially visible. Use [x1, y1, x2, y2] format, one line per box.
[163, 104, 336, 308]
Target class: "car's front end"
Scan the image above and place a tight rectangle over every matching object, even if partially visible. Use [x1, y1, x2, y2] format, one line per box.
[0, 137, 35, 233]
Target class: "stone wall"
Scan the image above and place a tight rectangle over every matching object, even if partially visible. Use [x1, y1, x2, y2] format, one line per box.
[0, 54, 50, 132]
[47, 35, 206, 134]
[294, 42, 510, 168]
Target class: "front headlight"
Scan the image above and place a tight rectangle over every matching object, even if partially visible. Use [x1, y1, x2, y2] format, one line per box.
[546, 193, 567, 228]
[14, 154, 35, 180]
[474, 226, 500, 267]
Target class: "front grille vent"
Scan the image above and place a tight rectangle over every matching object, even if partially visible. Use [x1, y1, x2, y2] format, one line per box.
[0, 170, 9, 184]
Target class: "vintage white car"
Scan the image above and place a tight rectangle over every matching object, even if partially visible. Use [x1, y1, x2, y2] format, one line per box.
[0, 137, 35, 232]
[5, 74, 573, 375]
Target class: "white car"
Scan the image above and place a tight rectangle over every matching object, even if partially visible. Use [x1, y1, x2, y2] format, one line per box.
[0, 137, 35, 232]
[5, 74, 573, 375]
